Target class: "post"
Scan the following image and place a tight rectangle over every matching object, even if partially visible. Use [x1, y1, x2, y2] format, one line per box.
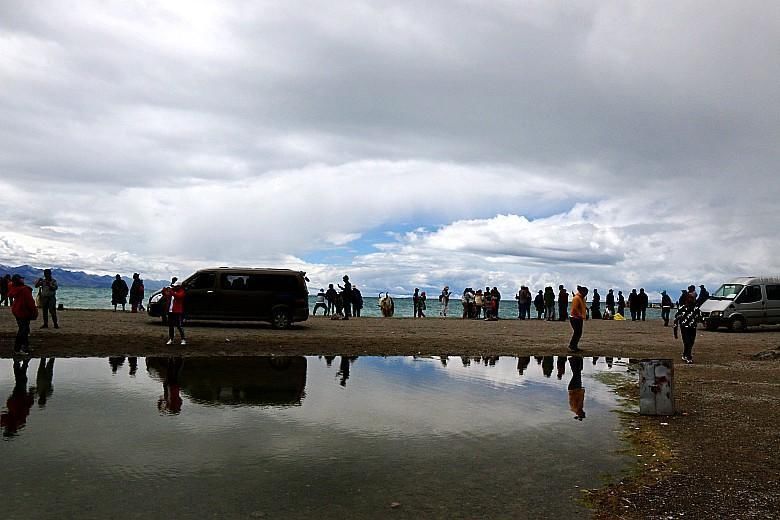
[639, 359, 675, 415]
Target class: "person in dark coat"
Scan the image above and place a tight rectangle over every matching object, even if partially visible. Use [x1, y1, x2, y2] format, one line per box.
[617, 290, 626, 317]
[591, 289, 601, 319]
[557, 285, 569, 322]
[606, 289, 615, 316]
[661, 290, 674, 326]
[325, 284, 337, 316]
[129, 273, 145, 313]
[111, 275, 129, 312]
[628, 289, 639, 321]
[638, 288, 649, 321]
[351, 286, 363, 317]
[674, 294, 701, 364]
[696, 285, 710, 307]
[338, 275, 352, 319]
[534, 290, 545, 320]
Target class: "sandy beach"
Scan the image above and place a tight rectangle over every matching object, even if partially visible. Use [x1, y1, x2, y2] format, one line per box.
[2, 309, 779, 518]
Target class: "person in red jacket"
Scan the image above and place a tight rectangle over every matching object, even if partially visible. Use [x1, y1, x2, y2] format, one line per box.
[8, 274, 37, 355]
[165, 282, 186, 345]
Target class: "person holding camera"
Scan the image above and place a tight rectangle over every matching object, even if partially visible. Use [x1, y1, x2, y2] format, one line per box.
[35, 268, 59, 329]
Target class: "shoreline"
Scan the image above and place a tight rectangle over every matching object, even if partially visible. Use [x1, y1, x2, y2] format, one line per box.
[2, 309, 779, 518]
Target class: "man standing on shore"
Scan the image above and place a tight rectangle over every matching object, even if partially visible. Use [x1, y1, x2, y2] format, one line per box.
[661, 290, 674, 326]
[606, 289, 615, 316]
[338, 275, 352, 319]
[439, 286, 451, 317]
[638, 288, 649, 321]
[325, 284, 337, 316]
[558, 285, 568, 322]
[35, 269, 59, 329]
[568, 286, 587, 352]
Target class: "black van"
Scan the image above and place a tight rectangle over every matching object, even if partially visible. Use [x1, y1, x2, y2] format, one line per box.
[147, 268, 309, 328]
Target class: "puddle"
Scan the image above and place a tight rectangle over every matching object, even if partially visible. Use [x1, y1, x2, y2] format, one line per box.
[0, 356, 634, 519]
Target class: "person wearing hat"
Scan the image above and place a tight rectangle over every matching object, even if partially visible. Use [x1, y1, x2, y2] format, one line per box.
[338, 275, 352, 319]
[696, 284, 710, 307]
[660, 290, 674, 326]
[439, 286, 452, 317]
[568, 286, 588, 352]
[35, 268, 59, 329]
[312, 288, 328, 316]
[9, 274, 38, 354]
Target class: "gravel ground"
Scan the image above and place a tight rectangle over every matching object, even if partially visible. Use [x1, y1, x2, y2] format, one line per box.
[2, 309, 779, 518]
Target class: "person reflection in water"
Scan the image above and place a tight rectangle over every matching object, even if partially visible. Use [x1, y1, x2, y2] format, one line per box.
[568, 356, 586, 421]
[35, 357, 55, 408]
[516, 356, 530, 376]
[109, 356, 125, 374]
[337, 356, 358, 387]
[158, 357, 183, 415]
[2, 358, 35, 437]
[128, 357, 138, 377]
[542, 356, 554, 378]
[556, 356, 567, 380]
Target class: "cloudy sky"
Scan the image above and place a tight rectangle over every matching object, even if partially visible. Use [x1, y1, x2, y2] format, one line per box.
[1, 1, 778, 297]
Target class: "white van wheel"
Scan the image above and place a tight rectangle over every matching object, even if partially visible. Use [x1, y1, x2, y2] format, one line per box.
[730, 316, 746, 332]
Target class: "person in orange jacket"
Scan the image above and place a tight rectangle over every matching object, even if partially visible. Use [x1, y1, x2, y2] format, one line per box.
[568, 286, 588, 353]
[9, 274, 38, 355]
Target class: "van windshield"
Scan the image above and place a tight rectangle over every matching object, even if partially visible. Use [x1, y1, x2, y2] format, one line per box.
[711, 284, 744, 300]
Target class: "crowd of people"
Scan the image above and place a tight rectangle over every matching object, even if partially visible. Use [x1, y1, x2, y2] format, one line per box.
[311, 275, 364, 320]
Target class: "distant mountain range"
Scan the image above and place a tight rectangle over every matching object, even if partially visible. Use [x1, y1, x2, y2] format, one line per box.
[0, 264, 168, 290]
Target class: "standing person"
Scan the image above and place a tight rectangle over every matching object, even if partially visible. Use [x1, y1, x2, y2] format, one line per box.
[568, 286, 588, 352]
[628, 289, 638, 321]
[606, 289, 615, 316]
[165, 282, 186, 345]
[661, 290, 674, 326]
[352, 285, 363, 317]
[638, 288, 649, 321]
[534, 290, 545, 319]
[412, 288, 420, 318]
[312, 288, 328, 316]
[491, 287, 501, 318]
[617, 290, 626, 317]
[129, 273, 145, 313]
[696, 285, 710, 307]
[544, 287, 555, 321]
[678, 289, 689, 307]
[439, 286, 451, 317]
[35, 269, 59, 329]
[483, 288, 492, 319]
[111, 275, 129, 312]
[418, 291, 427, 318]
[557, 285, 569, 322]
[568, 356, 586, 420]
[338, 275, 352, 320]
[325, 284, 337, 316]
[522, 286, 532, 319]
[515, 287, 525, 319]
[474, 290, 483, 319]
[674, 294, 701, 364]
[9, 274, 37, 354]
[0, 273, 10, 306]
[591, 289, 601, 320]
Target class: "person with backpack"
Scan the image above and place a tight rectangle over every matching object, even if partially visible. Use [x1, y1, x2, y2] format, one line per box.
[9, 274, 38, 355]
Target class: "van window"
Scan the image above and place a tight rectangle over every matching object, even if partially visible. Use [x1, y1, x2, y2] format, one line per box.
[766, 285, 780, 300]
[737, 285, 762, 304]
[189, 273, 216, 290]
[221, 274, 249, 290]
[249, 274, 300, 292]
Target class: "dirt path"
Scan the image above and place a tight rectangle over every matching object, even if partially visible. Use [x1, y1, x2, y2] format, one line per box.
[2, 309, 779, 518]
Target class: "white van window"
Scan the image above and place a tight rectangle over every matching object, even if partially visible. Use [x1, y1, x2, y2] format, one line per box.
[737, 286, 762, 304]
[766, 285, 780, 300]
[712, 284, 743, 299]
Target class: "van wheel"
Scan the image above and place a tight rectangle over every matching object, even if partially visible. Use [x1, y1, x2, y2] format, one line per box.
[730, 316, 747, 332]
[272, 309, 291, 329]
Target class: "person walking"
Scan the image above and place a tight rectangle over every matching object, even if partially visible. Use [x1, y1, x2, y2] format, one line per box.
[312, 288, 327, 316]
[9, 274, 37, 355]
[439, 286, 451, 317]
[129, 273, 145, 313]
[325, 284, 337, 316]
[35, 269, 59, 329]
[674, 293, 701, 364]
[568, 286, 588, 352]
[557, 285, 568, 322]
[165, 282, 186, 345]
[661, 290, 674, 326]
[111, 275, 129, 311]
[638, 288, 649, 321]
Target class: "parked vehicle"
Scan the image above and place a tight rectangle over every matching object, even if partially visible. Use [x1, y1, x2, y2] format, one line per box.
[700, 277, 780, 331]
[147, 267, 309, 329]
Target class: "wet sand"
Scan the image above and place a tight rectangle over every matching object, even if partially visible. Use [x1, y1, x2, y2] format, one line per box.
[2, 309, 779, 518]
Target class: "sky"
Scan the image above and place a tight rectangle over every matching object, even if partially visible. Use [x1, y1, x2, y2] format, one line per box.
[1, 1, 779, 298]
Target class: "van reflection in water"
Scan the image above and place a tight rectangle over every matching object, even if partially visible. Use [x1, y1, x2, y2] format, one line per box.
[145, 356, 308, 409]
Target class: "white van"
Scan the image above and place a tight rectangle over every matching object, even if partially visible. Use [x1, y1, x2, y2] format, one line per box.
[700, 277, 780, 331]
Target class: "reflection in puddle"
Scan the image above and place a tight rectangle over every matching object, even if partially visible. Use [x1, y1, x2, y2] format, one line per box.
[1, 355, 634, 519]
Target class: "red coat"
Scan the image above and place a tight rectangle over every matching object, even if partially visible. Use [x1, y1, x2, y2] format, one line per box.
[168, 286, 186, 314]
[9, 284, 37, 320]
